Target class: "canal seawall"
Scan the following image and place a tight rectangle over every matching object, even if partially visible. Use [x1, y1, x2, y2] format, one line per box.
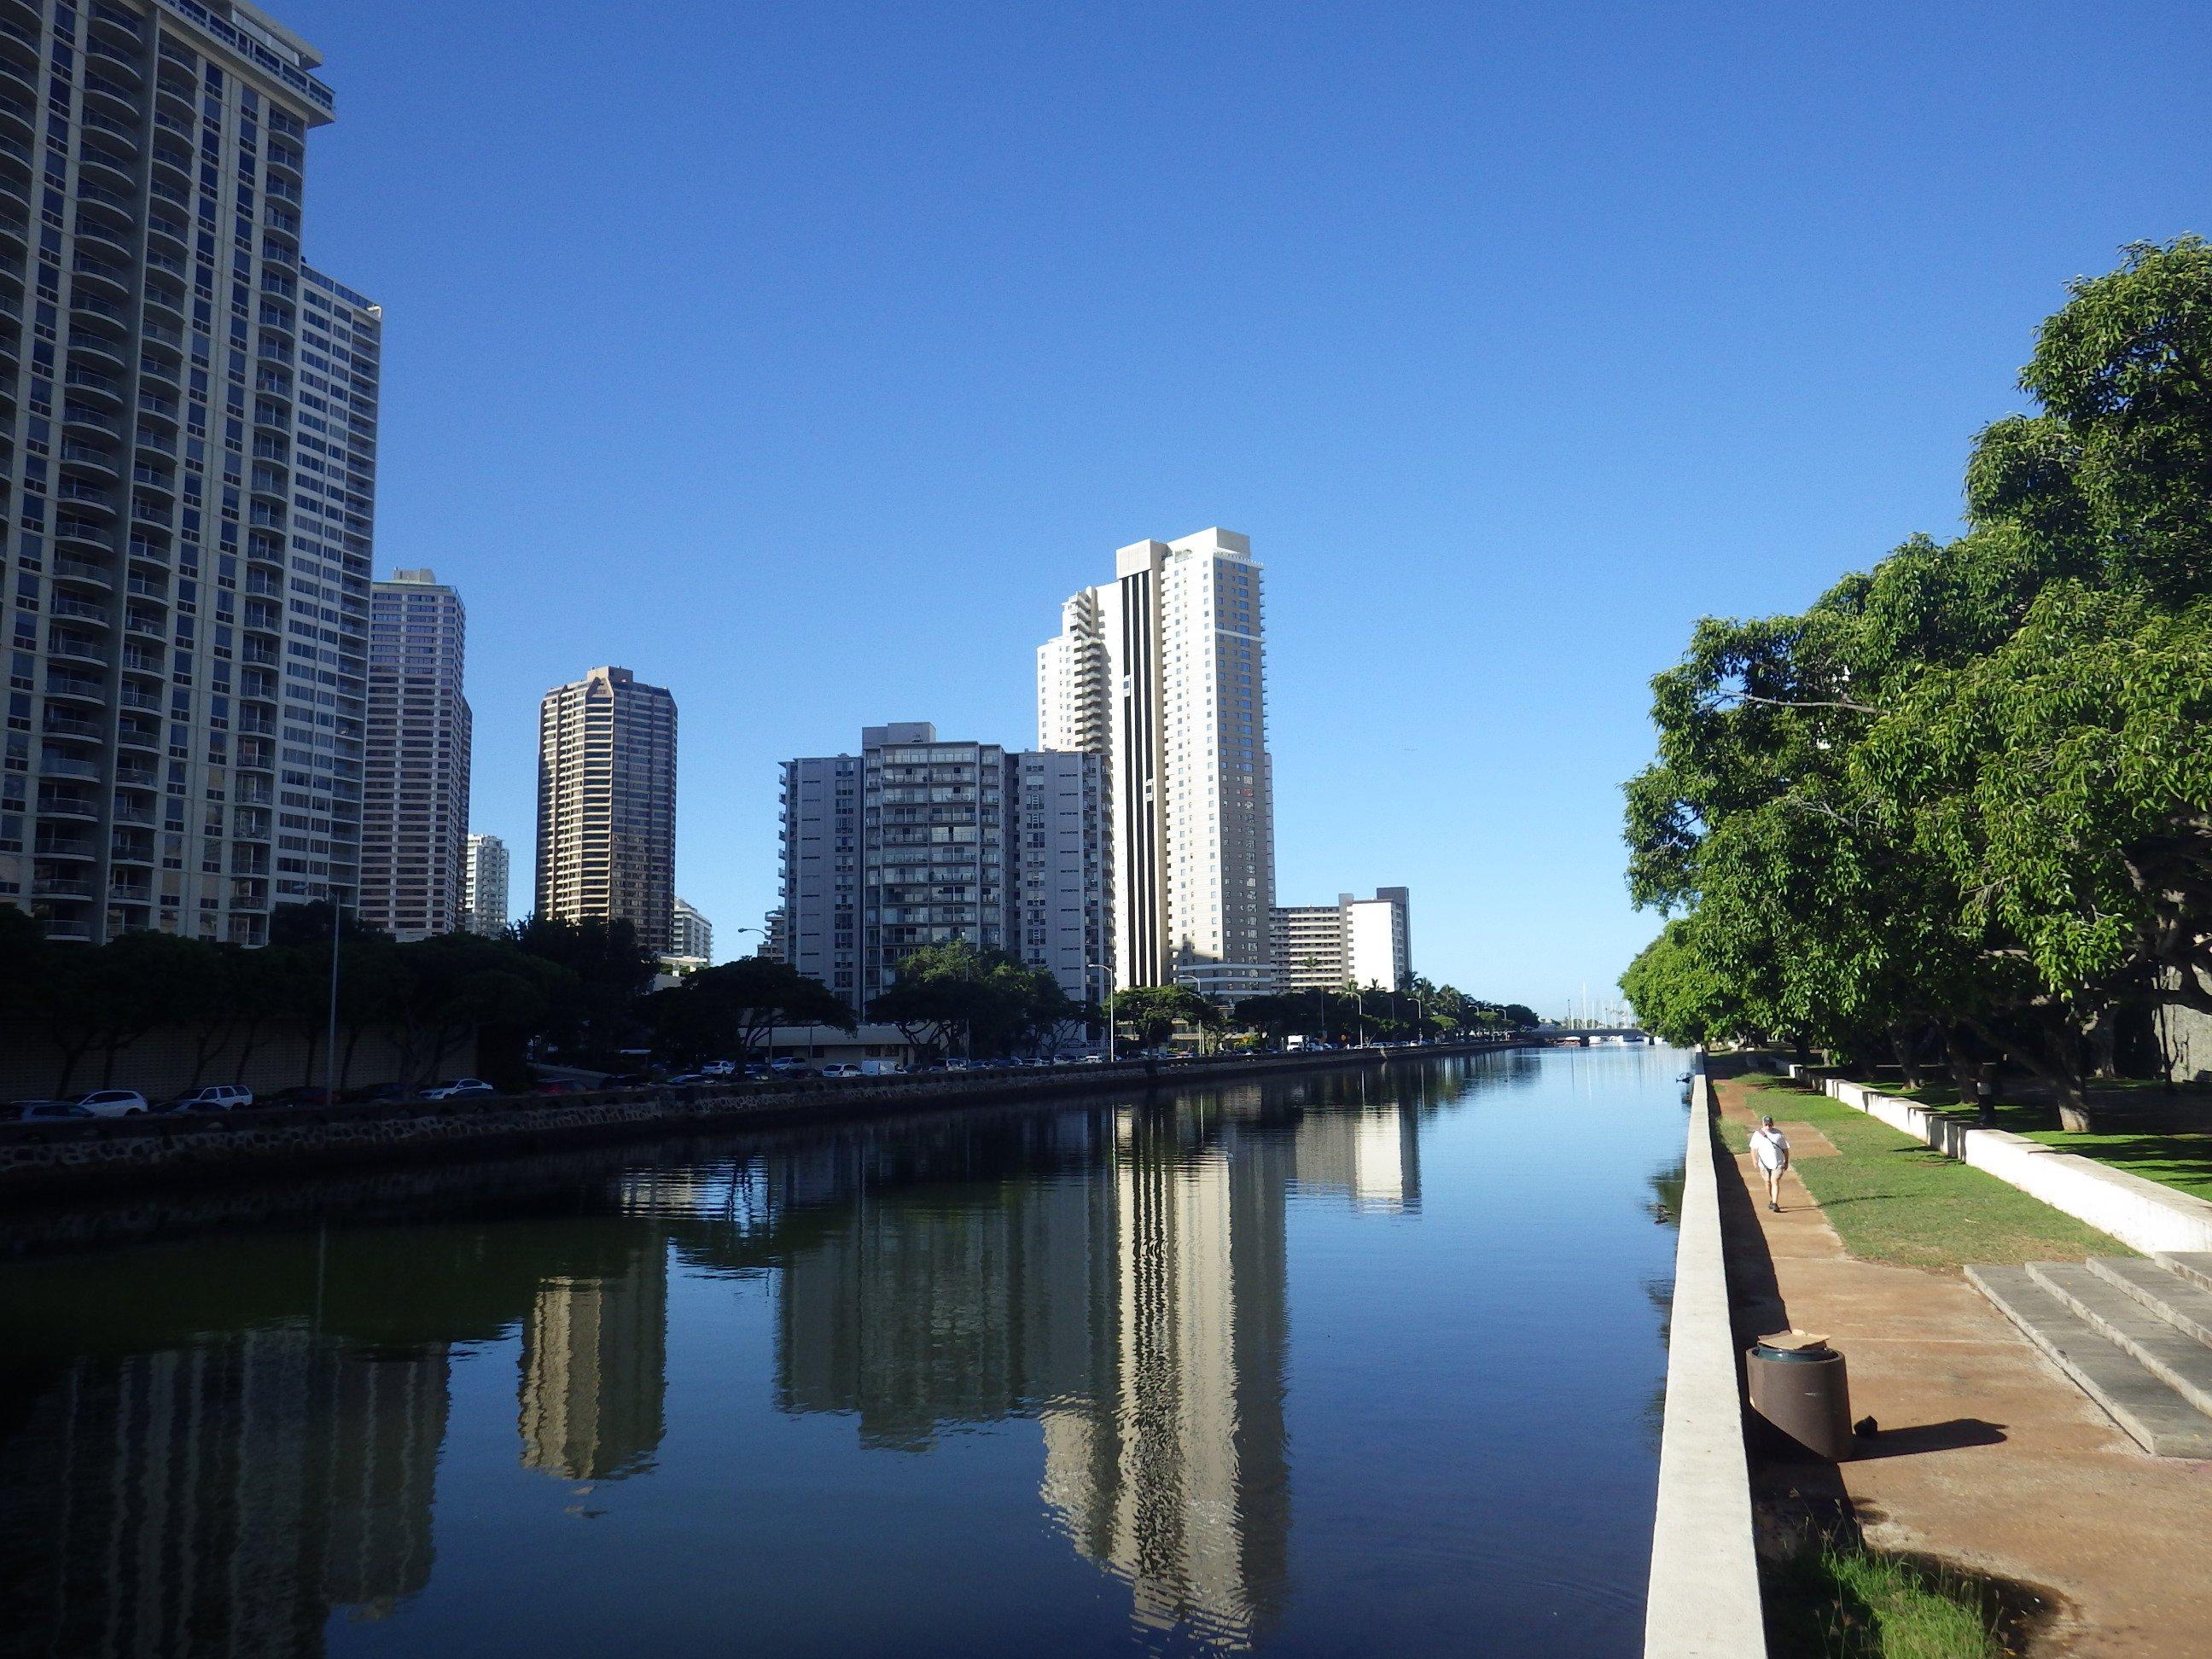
[1644, 1070, 1767, 1658]
[0, 1040, 1543, 1197]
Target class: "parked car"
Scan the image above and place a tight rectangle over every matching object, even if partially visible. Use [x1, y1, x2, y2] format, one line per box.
[262, 1085, 351, 1109]
[818, 1063, 864, 1080]
[533, 1079, 587, 1096]
[742, 1063, 772, 1079]
[422, 1078, 496, 1101]
[161, 1084, 254, 1113]
[699, 1060, 736, 1077]
[76, 1090, 149, 1118]
[12, 1099, 91, 1121]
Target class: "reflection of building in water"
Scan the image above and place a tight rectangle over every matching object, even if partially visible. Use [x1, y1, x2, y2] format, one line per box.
[777, 1160, 1111, 1449]
[1291, 1104, 1422, 1214]
[771, 1103, 1294, 1646]
[519, 1240, 669, 1480]
[0, 1325, 447, 1657]
[1040, 1114, 1291, 1649]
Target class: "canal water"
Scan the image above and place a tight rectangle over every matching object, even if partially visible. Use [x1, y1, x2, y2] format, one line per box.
[0, 1045, 1687, 1657]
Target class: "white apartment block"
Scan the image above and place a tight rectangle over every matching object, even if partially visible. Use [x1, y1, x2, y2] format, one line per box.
[778, 752, 859, 1000]
[536, 667, 676, 951]
[1272, 886, 1413, 992]
[360, 569, 468, 940]
[461, 830, 508, 936]
[1039, 529, 1275, 998]
[670, 895, 712, 963]
[1014, 748, 1105, 1008]
[781, 725, 1104, 1015]
[0, 0, 376, 945]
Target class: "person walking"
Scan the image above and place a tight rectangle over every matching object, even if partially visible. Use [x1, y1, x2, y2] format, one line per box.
[1749, 1115, 1791, 1214]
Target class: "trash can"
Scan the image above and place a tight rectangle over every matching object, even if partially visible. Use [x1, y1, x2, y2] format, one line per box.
[1747, 1330, 1853, 1461]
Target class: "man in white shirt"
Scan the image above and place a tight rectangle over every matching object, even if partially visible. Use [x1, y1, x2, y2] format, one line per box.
[1749, 1115, 1790, 1214]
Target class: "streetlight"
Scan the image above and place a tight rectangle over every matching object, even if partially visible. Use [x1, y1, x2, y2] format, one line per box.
[323, 884, 351, 1104]
[1086, 959, 1116, 1062]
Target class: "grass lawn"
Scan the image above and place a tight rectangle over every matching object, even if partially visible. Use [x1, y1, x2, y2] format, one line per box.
[1720, 1079, 2128, 1269]
[1871, 1083, 2212, 1207]
[1763, 1545, 2007, 1658]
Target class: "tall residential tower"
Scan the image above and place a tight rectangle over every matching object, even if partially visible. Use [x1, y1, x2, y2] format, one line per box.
[461, 830, 508, 936]
[360, 568, 468, 939]
[1039, 529, 1275, 998]
[0, 0, 379, 944]
[536, 666, 676, 951]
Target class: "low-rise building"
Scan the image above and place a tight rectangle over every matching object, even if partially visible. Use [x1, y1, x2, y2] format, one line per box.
[1271, 887, 1412, 992]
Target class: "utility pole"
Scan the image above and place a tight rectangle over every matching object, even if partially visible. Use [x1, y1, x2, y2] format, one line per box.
[323, 886, 346, 1103]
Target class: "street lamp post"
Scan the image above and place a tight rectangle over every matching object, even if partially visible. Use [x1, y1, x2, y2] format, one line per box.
[323, 885, 349, 1104]
[1086, 960, 1115, 1062]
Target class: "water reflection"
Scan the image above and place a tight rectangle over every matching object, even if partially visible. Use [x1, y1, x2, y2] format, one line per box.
[0, 1058, 1631, 1657]
[0, 1330, 446, 1654]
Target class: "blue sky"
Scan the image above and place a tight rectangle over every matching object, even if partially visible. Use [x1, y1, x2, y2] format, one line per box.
[282, 0, 2209, 1012]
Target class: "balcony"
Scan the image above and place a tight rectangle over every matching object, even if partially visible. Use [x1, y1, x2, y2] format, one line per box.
[118, 685, 160, 713]
[49, 595, 111, 627]
[45, 633, 110, 668]
[43, 920, 96, 942]
[109, 883, 153, 906]
[38, 750, 101, 781]
[70, 258, 129, 298]
[63, 364, 124, 405]
[114, 764, 157, 790]
[60, 440, 119, 479]
[36, 794, 98, 821]
[53, 556, 114, 591]
[120, 647, 164, 676]
[55, 480, 116, 515]
[62, 403, 120, 439]
[45, 673, 106, 703]
[35, 835, 97, 860]
[116, 721, 158, 751]
[110, 800, 155, 827]
[33, 876, 95, 900]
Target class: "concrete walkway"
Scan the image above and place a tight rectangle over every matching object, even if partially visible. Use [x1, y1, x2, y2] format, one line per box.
[1713, 1078, 2212, 1656]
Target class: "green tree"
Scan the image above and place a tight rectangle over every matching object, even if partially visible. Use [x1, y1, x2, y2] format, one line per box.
[649, 958, 854, 1067]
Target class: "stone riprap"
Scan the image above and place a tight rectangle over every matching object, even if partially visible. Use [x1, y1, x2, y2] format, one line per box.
[0, 1042, 1526, 1196]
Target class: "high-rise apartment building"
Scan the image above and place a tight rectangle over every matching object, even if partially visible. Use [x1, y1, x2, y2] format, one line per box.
[669, 895, 711, 963]
[0, 0, 379, 945]
[360, 568, 467, 939]
[1271, 887, 1412, 992]
[536, 666, 675, 950]
[1039, 529, 1275, 998]
[781, 723, 1104, 1014]
[460, 830, 507, 936]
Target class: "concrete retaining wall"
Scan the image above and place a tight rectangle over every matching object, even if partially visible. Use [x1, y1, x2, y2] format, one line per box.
[1645, 1074, 1767, 1657]
[0, 1041, 1528, 1196]
[1790, 1068, 2212, 1258]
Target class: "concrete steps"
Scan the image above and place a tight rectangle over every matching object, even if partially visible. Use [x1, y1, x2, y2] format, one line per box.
[1968, 1260, 2212, 1458]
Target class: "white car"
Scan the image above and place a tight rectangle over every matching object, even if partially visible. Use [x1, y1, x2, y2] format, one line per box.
[77, 1090, 149, 1117]
[818, 1063, 864, 1080]
[171, 1084, 254, 1111]
[422, 1078, 495, 1101]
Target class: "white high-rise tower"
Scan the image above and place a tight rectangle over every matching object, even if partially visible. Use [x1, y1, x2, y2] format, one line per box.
[1039, 529, 1275, 998]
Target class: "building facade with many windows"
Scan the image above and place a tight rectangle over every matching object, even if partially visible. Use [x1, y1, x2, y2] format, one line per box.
[669, 894, 710, 963]
[1039, 529, 1275, 998]
[0, 0, 378, 945]
[1271, 887, 1412, 992]
[360, 567, 465, 939]
[535, 666, 675, 951]
[460, 828, 506, 936]
[781, 724, 1104, 1016]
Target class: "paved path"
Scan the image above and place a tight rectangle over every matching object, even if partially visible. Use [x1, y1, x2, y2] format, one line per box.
[1713, 1078, 2212, 1656]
